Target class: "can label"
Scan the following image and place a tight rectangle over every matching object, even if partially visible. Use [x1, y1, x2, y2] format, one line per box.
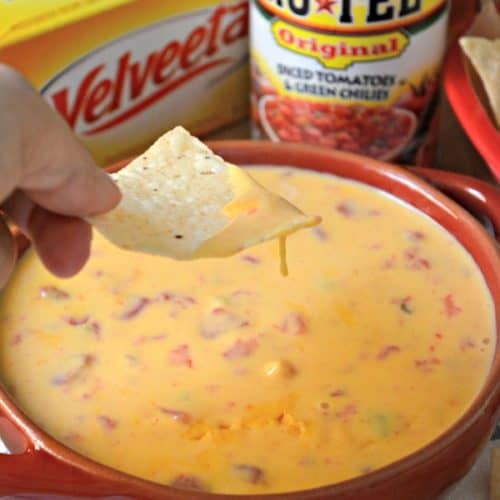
[250, 0, 449, 162]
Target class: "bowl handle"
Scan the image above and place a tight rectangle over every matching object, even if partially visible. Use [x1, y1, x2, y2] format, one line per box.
[0, 434, 102, 497]
[0, 447, 92, 497]
[0, 416, 133, 498]
[410, 167, 500, 241]
[0, 415, 185, 498]
[0, 448, 192, 499]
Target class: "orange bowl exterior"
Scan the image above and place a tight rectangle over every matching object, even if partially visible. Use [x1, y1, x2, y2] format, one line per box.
[444, 40, 500, 182]
[0, 141, 499, 500]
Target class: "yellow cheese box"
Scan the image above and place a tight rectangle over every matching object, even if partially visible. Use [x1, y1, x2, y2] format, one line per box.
[0, 0, 249, 165]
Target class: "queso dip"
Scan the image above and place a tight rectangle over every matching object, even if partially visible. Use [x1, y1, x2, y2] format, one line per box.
[0, 167, 495, 494]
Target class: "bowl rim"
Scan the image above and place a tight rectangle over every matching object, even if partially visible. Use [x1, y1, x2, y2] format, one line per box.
[444, 39, 500, 182]
[0, 140, 499, 498]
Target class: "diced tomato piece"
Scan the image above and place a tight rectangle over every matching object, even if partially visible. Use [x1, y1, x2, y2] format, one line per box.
[170, 474, 207, 491]
[98, 415, 117, 431]
[63, 315, 90, 326]
[335, 403, 357, 421]
[443, 294, 462, 317]
[223, 338, 259, 359]
[119, 297, 151, 320]
[377, 345, 401, 360]
[414, 357, 441, 372]
[201, 308, 249, 339]
[169, 344, 193, 368]
[39, 286, 69, 301]
[158, 407, 192, 425]
[311, 226, 328, 241]
[51, 354, 95, 386]
[276, 312, 307, 336]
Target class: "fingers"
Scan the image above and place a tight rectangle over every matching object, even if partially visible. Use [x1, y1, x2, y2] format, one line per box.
[20, 100, 122, 215]
[29, 209, 92, 278]
[0, 64, 121, 217]
[3, 191, 92, 278]
[1, 190, 35, 232]
[23, 161, 121, 218]
[0, 217, 16, 289]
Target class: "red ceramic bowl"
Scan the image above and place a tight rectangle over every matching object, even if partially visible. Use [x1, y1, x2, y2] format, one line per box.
[0, 142, 499, 499]
[444, 39, 500, 182]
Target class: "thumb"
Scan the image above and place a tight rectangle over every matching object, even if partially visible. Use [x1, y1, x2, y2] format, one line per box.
[0, 65, 121, 217]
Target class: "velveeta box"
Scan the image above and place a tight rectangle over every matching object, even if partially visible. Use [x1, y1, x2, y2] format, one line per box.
[0, 0, 250, 166]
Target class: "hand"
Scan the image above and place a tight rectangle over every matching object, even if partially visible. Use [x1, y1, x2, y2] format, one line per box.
[0, 65, 121, 288]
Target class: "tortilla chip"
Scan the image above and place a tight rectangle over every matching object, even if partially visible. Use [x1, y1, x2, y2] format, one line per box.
[89, 126, 320, 260]
[459, 37, 500, 128]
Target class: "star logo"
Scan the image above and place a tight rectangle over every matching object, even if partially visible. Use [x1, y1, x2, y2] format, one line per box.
[315, 0, 336, 14]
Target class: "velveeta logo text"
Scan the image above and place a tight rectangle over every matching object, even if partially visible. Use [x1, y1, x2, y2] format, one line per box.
[272, 21, 409, 69]
[44, 2, 248, 136]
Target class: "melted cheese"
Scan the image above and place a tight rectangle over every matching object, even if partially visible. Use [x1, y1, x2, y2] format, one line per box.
[279, 236, 288, 277]
[195, 162, 320, 272]
[89, 128, 320, 266]
[0, 167, 495, 495]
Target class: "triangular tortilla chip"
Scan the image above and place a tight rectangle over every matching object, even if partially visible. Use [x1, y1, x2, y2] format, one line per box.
[459, 37, 500, 128]
[89, 127, 320, 261]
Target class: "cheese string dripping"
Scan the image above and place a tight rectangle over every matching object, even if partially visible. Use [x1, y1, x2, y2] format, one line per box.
[279, 235, 288, 277]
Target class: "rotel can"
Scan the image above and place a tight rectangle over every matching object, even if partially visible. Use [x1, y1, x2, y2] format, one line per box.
[250, 0, 450, 163]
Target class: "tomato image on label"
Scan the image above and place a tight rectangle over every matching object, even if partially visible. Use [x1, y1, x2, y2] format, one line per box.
[395, 73, 438, 118]
[250, 0, 449, 163]
[260, 95, 417, 160]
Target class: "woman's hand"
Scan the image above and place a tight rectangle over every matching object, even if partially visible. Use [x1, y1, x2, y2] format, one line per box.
[0, 64, 121, 288]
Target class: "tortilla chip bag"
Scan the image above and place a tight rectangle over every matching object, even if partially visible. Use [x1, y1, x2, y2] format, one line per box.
[89, 127, 320, 263]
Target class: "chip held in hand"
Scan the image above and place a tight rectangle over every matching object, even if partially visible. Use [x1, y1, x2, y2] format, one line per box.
[88, 127, 320, 262]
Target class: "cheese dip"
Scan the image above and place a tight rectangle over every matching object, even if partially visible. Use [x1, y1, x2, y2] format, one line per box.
[0, 167, 495, 494]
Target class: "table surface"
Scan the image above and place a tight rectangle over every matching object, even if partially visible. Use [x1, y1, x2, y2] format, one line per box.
[206, 92, 497, 186]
